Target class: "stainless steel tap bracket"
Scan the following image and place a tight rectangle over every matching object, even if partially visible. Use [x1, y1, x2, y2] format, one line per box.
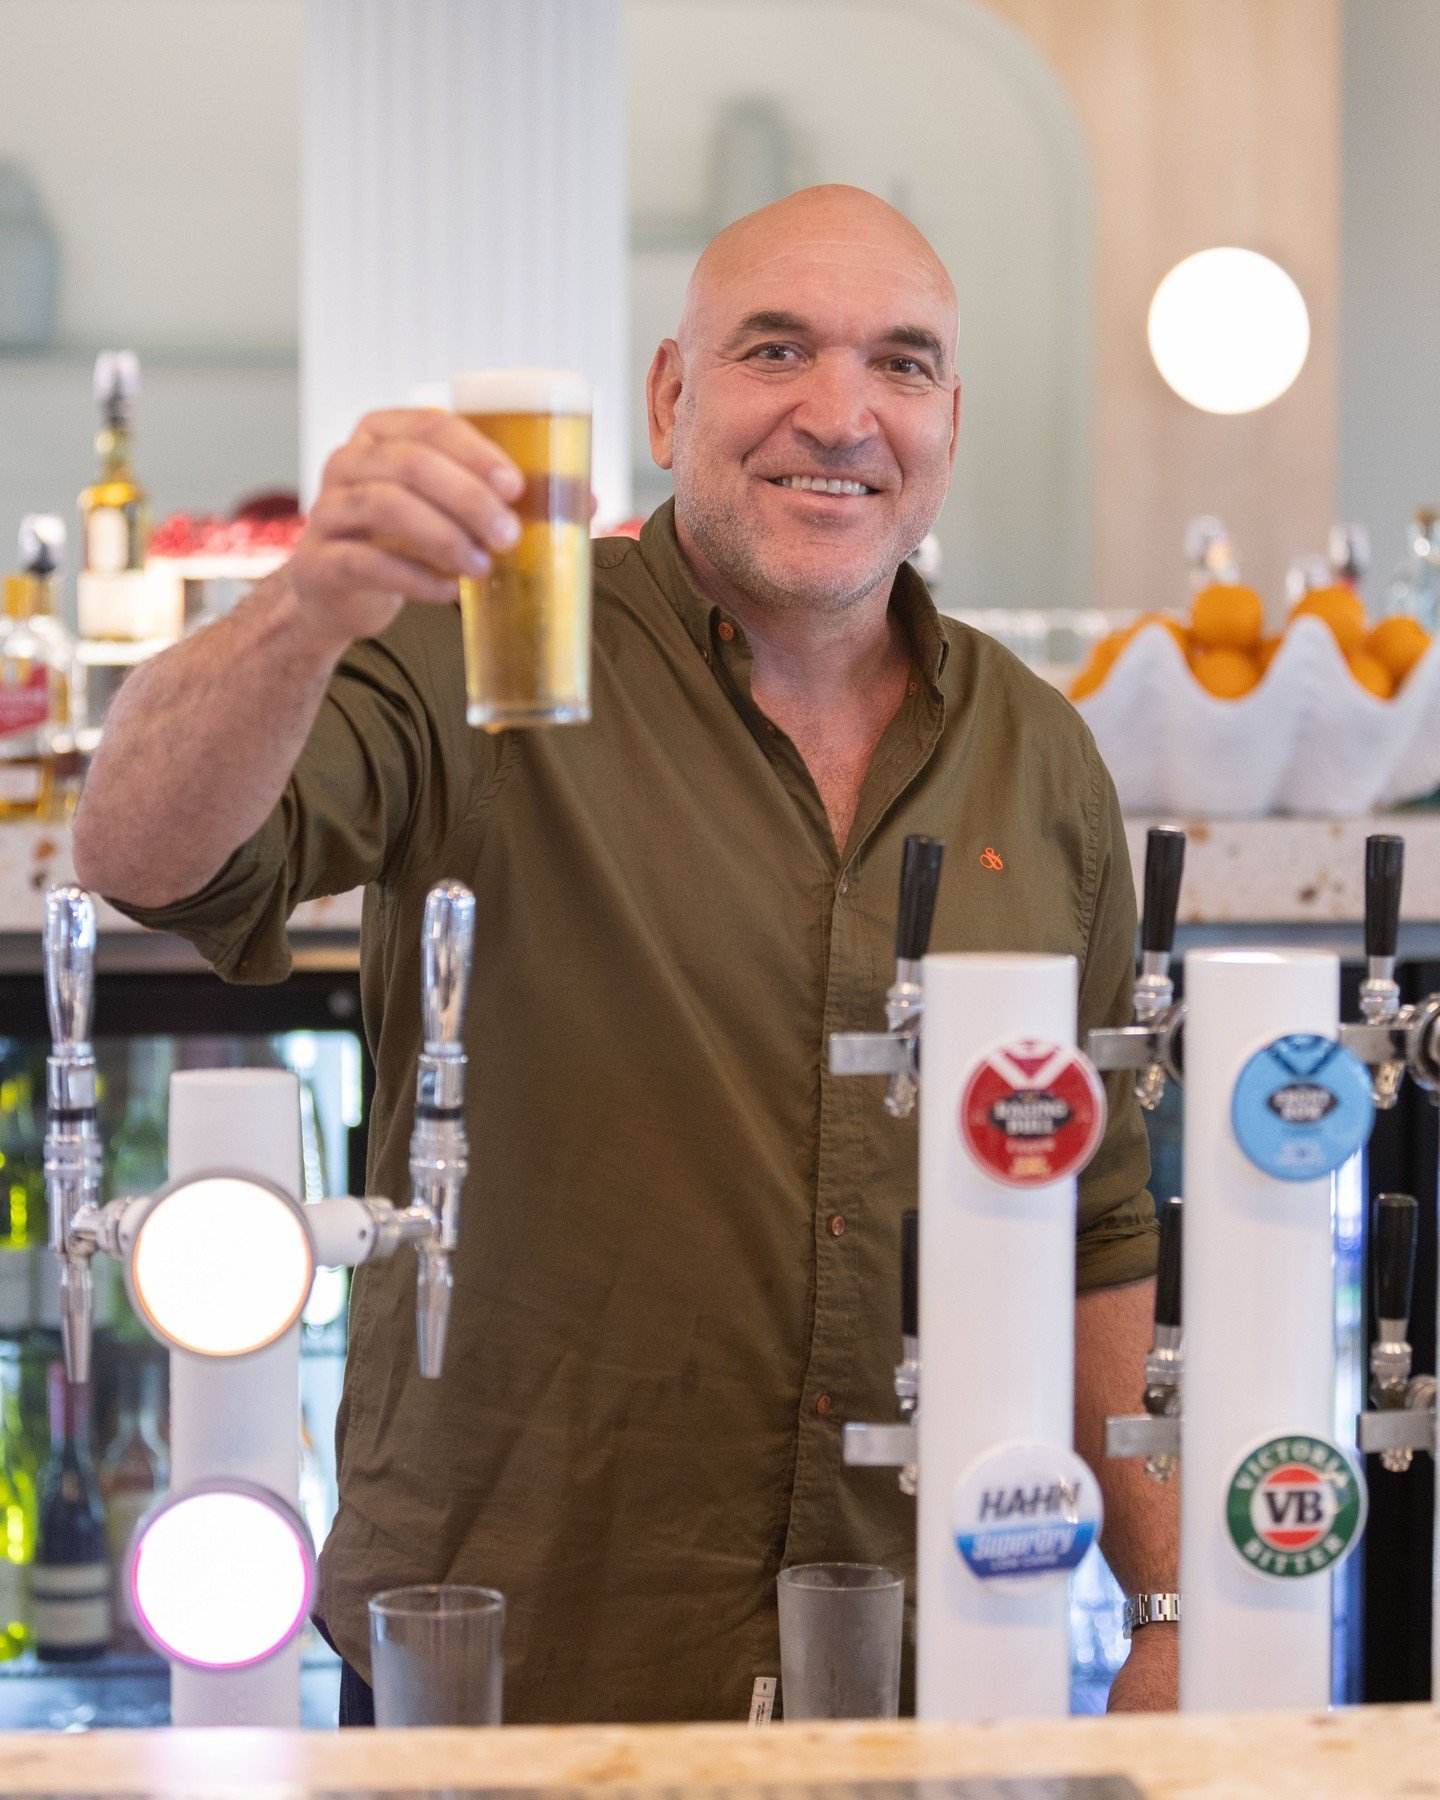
[1105, 1195, 1182, 1483]
[1087, 828, 1186, 1113]
[828, 836, 944, 1119]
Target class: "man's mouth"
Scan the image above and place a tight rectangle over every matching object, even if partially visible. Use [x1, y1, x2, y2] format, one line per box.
[768, 475, 877, 496]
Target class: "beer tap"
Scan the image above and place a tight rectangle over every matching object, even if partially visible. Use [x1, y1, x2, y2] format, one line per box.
[344, 883, 476, 1377]
[1340, 835, 1440, 1100]
[1356, 1193, 1435, 1469]
[1105, 1196, 1182, 1481]
[42, 887, 142, 1385]
[829, 835, 945, 1104]
[843, 1209, 920, 1491]
[1087, 828, 1186, 1110]
[1340, 836, 1409, 1108]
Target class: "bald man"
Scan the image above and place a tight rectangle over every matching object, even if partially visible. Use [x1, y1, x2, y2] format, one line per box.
[75, 187, 1175, 1722]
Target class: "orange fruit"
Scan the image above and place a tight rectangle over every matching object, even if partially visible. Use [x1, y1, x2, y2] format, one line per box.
[1191, 647, 1260, 699]
[1257, 634, 1283, 677]
[1347, 651, 1396, 699]
[1367, 615, 1432, 685]
[1192, 583, 1264, 651]
[1289, 585, 1367, 656]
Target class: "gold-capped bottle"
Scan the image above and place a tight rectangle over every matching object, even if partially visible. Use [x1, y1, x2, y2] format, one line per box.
[77, 351, 152, 641]
[0, 516, 76, 822]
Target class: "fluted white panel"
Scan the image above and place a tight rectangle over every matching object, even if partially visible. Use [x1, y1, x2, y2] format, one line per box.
[302, 0, 629, 518]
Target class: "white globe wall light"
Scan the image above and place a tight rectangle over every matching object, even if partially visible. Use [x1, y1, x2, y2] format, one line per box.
[1148, 247, 1310, 414]
[129, 1481, 316, 1670]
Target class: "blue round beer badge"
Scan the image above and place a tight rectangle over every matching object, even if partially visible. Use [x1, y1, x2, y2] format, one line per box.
[1231, 1034, 1374, 1181]
[951, 1440, 1102, 1587]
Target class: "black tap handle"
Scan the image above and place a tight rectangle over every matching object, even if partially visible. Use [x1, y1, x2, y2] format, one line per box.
[1364, 835, 1404, 961]
[1140, 829, 1186, 957]
[1154, 1196, 1182, 1330]
[900, 1209, 918, 1339]
[895, 836, 945, 963]
[1373, 1193, 1418, 1325]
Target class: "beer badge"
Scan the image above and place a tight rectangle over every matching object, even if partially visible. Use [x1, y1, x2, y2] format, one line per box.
[958, 1039, 1106, 1187]
[952, 1440, 1102, 1586]
[1224, 1433, 1367, 1581]
[1230, 1034, 1374, 1181]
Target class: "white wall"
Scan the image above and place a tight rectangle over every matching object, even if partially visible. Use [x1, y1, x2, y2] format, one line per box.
[624, 0, 1095, 612]
[0, 0, 301, 593]
[1338, 0, 1440, 578]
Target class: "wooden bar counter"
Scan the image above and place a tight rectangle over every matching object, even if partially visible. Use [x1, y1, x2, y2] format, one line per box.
[0, 1707, 1436, 1798]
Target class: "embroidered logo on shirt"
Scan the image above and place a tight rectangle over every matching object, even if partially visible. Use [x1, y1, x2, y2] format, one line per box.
[980, 846, 1005, 871]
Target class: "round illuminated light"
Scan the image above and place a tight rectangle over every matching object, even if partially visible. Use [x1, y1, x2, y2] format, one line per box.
[127, 1172, 315, 1357]
[1147, 247, 1310, 414]
[129, 1481, 316, 1670]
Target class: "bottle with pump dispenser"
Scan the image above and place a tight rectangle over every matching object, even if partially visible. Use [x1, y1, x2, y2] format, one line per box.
[0, 516, 79, 822]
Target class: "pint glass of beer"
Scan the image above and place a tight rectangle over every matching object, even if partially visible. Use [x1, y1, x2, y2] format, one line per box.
[450, 368, 592, 731]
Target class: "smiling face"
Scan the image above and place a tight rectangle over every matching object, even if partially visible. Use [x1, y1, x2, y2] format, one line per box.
[648, 186, 961, 619]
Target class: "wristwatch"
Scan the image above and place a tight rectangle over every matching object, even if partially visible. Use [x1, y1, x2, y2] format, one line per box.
[1122, 1592, 1181, 1637]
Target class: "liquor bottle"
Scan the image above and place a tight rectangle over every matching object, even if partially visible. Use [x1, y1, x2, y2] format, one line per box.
[0, 1344, 37, 1659]
[1328, 521, 1371, 600]
[1381, 506, 1440, 631]
[0, 517, 77, 823]
[32, 1363, 109, 1661]
[1184, 515, 1239, 592]
[77, 351, 168, 643]
[99, 1358, 168, 1650]
[0, 1064, 45, 1248]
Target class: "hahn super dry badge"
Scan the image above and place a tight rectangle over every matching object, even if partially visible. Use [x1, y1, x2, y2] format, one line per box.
[951, 1440, 1102, 1587]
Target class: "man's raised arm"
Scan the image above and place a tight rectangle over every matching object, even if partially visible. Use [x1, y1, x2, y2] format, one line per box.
[72, 408, 525, 909]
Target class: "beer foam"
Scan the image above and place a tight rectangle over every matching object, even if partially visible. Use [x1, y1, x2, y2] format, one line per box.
[451, 368, 592, 415]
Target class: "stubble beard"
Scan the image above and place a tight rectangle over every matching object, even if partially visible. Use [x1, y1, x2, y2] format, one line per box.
[673, 457, 912, 621]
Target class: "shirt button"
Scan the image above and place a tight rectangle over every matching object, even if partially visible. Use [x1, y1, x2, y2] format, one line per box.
[907, 680, 918, 696]
[815, 1394, 833, 1416]
[837, 873, 850, 896]
[717, 620, 736, 642]
[827, 1214, 846, 1238]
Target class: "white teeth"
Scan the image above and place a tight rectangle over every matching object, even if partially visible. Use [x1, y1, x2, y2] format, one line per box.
[773, 475, 872, 495]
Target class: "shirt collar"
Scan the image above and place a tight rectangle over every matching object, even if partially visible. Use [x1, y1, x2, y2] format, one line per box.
[637, 497, 949, 687]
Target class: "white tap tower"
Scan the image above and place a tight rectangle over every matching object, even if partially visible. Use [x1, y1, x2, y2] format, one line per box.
[1180, 950, 1354, 1711]
[833, 838, 1107, 1722]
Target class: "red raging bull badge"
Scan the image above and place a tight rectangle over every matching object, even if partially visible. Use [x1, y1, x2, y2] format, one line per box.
[958, 1038, 1107, 1188]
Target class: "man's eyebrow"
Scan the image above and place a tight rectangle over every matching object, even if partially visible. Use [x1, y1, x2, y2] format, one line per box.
[726, 311, 948, 370]
[727, 309, 812, 344]
[883, 324, 947, 367]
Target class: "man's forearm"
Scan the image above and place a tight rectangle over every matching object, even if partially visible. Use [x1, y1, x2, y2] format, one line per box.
[1075, 1278, 1179, 1595]
[72, 573, 345, 909]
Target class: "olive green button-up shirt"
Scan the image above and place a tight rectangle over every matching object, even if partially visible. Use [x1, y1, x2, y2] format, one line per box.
[117, 501, 1155, 1724]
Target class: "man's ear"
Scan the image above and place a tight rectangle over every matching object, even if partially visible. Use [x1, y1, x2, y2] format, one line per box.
[947, 380, 963, 471]
[647, 339, 683, 470]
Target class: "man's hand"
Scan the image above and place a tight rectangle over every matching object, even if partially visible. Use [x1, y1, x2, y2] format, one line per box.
[1107, 1626, 1178, 1712]
[287, 407, 528, 653]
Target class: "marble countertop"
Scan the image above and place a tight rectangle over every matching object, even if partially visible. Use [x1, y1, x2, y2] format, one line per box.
[3, 814, 1437, 939]
[0, 1707, 1435, 1797]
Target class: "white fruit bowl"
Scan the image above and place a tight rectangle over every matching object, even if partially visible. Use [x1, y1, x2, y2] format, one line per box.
[1073, 615, 1440, 817]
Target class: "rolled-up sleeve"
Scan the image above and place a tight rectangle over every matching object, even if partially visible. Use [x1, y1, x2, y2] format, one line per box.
[107, 604, 481, 983]
[1074, 745, 1159, 1291]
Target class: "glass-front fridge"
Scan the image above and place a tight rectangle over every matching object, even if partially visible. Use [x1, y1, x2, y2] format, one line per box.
[0, 930, 369, 1727]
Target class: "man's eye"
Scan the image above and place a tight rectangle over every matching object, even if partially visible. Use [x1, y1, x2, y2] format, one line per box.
[887, 356, 928, 377]
[750, 344, 796, 363]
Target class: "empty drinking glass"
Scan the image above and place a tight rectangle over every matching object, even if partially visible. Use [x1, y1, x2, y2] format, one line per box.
[777, 1562, 904, 1720]
[368, 1584, 504, 1726]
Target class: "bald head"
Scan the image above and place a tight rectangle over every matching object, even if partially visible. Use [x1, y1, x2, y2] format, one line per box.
[678, 185, 958, 373]
[647, 183, 961, 622]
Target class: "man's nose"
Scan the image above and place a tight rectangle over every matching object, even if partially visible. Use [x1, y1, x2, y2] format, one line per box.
[790, 352, 878, 450]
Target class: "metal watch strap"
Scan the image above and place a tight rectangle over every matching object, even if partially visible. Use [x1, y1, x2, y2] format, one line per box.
[1122, 1592, 1181, 1637]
